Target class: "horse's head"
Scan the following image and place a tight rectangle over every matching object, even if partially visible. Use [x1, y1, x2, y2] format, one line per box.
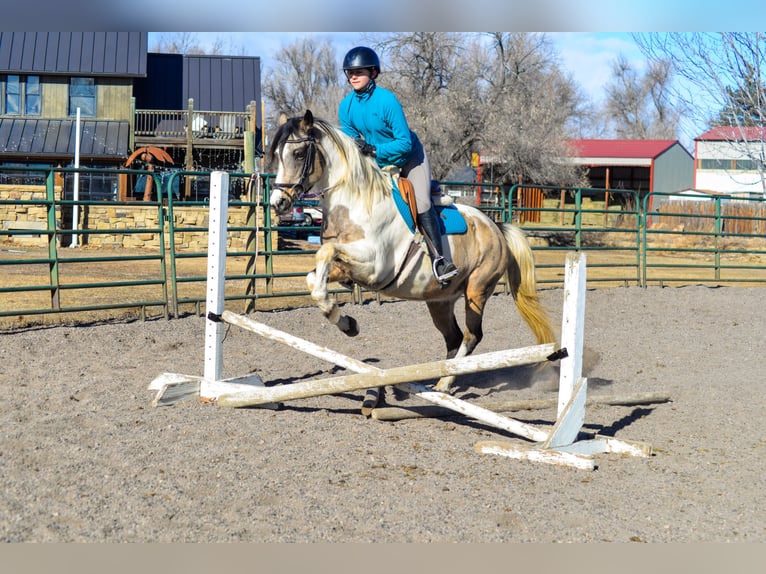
[267, 110, 326, 215]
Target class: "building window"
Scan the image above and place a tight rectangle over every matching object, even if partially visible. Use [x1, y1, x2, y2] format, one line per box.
[63, 168, 118, 201]
[700, 158, 766, 171]
[2, 75, 41, 116]
[699, 158, 732, 170]
[69, 77, 96, 117]
[25, 75, 40, 115]
[4, 75, 20, 114]
[0, 162, 48, 185]
[734, 159, 759, 171]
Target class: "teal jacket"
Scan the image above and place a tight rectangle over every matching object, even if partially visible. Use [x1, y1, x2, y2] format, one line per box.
[338, 82, 424, 168]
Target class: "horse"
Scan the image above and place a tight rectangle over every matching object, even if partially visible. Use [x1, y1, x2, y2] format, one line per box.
[267, 110, 556, 394]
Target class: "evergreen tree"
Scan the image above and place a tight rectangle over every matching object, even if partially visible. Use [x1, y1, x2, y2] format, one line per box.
[714, 64, 766, 127]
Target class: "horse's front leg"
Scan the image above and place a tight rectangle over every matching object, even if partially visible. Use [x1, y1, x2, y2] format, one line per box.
[306, 241, 375, 337]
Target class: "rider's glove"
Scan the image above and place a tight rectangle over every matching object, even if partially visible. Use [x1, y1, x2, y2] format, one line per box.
[354, 138, 376, 158]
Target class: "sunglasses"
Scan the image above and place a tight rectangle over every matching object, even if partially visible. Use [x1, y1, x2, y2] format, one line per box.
[344, 68, 372, 78]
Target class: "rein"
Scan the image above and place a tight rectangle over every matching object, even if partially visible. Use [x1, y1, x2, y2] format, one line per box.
[273, 135, 321, 203]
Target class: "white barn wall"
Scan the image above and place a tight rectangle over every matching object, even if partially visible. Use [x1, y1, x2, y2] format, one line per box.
[695, 140, 766, 196]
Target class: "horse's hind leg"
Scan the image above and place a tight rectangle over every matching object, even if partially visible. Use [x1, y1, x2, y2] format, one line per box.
[432, 286, 489, 393]
[425, 300, 465, 393]
[426, 299, 463, 358]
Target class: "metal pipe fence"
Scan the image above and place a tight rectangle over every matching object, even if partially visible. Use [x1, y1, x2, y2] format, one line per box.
[3, 167, 766, 325]
[1, 166, 169, 320]
[642, 192, 766, 286]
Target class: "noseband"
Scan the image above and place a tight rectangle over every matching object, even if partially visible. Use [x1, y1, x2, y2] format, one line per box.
[273, 134, 321, 202]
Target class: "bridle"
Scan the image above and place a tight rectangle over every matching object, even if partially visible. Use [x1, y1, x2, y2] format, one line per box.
[273, 134, 323, 202]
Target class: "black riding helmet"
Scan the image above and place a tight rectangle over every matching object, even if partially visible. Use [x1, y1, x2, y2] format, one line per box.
[342, 46, 380, 74]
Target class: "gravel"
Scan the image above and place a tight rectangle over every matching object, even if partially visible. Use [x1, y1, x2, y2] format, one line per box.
[1, 285, 765, 542]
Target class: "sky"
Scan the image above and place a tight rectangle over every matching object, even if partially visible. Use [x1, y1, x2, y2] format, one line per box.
[25, 0, 765, 34]
[148, 31, 643, 108]
[15, 0, 756, 153]
[148, 31, 677, 139]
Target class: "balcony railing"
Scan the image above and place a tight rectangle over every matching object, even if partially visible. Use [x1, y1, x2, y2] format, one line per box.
[134, 109, 252, 141]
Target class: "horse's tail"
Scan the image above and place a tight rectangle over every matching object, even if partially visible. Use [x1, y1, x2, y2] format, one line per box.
[501, 223, 557, 345]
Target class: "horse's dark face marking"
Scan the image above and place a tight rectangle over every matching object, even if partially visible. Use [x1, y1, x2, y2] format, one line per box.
[268, 112, 325, 214]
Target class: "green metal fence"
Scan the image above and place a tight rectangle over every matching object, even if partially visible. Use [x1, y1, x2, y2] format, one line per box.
[507, 184, 642, 287]
[642, 191, 766, 286]
[3, 166, 766, 325]
[1, 166, 170, 320]
[161, 170, 353, 317]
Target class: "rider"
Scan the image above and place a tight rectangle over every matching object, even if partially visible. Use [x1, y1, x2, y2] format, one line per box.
[338, 46, 459, 285]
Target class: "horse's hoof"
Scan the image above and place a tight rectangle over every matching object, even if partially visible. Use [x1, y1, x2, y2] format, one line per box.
[392, 385, 409, 402]
[361, 387, 381, 417]
[339, 316, 359, 337]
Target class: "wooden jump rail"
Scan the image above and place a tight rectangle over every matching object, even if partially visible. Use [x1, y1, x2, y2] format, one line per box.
[215, 310, 554, 442]
[148, 171, 660, 470]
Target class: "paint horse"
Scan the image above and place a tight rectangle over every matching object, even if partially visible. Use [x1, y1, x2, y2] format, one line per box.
[268, 110, 555, 393]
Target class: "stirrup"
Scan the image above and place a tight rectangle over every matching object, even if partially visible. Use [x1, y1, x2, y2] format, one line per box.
[432, 257, 459, 283]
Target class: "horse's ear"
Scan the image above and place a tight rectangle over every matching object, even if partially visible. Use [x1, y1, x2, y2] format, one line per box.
[301, 110, 314, 132]
[278, 112, 289, 126]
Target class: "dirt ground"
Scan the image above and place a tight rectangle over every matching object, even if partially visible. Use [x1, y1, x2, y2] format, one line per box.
[2, 283, 766, 542]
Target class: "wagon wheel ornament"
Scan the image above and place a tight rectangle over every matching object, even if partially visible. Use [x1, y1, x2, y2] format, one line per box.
[125, 146, 174, 201]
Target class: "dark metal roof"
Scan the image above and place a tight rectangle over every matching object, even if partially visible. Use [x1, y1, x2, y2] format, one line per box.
[134, 52, 261, 122]
[133, 53, 261, 123]
[183, 55, 261, 114]
[0, 118, 130, 161]
[0, 32, 147, 77]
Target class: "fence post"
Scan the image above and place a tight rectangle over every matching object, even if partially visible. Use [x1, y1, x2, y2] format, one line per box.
[244, 172, 261, 313]
[184, 98, 194, 199]
[574, 188, 582, 250]
[46, 169, 61, 310]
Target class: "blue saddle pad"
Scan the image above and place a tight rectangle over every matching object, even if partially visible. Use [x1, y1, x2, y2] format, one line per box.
[391, 181, 467, 235]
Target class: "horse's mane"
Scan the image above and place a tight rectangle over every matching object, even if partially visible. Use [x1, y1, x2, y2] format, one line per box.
[268, 113, 392, 213]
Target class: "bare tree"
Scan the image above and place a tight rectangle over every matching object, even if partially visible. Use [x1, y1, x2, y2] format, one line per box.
[603, 54, 680, 139]
[371, 32, 586, 186]
[634, 32, 766, 195]
[151, 33, 227, 55]
[372, 33, 469, 179]
[481, 32, 585, 186]
[261, 36, 346, 136]
[259, 32, 587, 187]
[714, 61, 766, 127]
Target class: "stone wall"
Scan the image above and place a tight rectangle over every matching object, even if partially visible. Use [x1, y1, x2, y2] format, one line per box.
[0, 184, 63, 247]
[1, 184, 268, 251]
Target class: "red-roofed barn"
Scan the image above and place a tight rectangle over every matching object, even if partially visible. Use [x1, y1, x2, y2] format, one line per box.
[566, 139, 694, 195]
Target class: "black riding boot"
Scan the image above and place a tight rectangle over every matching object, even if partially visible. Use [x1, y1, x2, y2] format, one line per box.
[417, 207, 459, 284]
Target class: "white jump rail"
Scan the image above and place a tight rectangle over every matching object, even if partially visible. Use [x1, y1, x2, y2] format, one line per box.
[149, 171, 653, 470]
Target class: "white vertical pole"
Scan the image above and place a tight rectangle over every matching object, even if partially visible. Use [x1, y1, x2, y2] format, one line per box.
[558, 252, 586, 416]
[204, 171, 229, 382]
[71, 107, 81, 247]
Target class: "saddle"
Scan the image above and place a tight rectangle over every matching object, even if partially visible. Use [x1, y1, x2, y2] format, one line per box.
[391, 176, 467, 235]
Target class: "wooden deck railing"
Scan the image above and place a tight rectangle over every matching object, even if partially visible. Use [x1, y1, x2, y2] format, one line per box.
[134, 109, 251, 139]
